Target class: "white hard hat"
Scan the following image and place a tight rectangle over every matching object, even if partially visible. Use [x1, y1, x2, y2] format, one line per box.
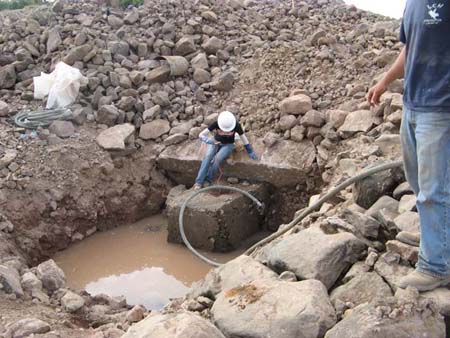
[218, 111, 236, 132]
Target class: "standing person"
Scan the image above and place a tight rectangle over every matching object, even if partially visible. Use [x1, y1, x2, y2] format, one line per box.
[367, 1, 450, 291]
[193, 111, 258, 190]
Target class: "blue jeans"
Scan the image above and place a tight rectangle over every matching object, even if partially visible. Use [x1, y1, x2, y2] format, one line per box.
[195, 143, 235, 185]
[401, 109, 450, 278]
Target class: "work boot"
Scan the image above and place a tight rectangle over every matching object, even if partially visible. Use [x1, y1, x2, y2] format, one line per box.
[193, 183, 202, 191]
[396, 231, 420, 247]
[397, 270, 450, 291]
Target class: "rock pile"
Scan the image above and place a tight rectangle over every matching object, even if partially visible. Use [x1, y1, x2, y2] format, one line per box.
[121, 168, 448, 337]
[0, 0, 401, 146]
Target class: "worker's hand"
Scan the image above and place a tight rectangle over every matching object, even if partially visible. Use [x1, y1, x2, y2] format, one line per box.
[244, 144, 259, 160]
[367, 80, 387, 106]
[200, 136, 214, 145]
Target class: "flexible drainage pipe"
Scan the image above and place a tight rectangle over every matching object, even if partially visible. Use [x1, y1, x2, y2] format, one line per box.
[178, 185, 264, 267]
[179, 160, 404, 267]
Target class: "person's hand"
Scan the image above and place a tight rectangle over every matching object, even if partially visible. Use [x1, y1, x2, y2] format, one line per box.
[367, 80, 387, 106]
[200, 136, 214, 145]
[244, 144, 259, 160]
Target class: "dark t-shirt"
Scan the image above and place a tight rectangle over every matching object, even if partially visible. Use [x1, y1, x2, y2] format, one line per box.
[208, 121, 244, 144]
[399, 0, 450, 112]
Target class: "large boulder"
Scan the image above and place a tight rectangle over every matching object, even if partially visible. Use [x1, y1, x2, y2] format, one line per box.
[0, 265, 24, 297]
[5, 318, 51, 338]
[338, 110, 379, 137]
[36, 259, 65, 294]
[330, 272, 392, 307]
[325, 289, 445, 338]
[157, 139, 317, 188]
[96, 123, 135, 150]
[166, 184, 269, 252]
[212, 279, 336, 338]
[265, 227, 366, 289]
[189, 255, 278, 299]
[374, 252, 414, 291]
[139, 119, 170, 140]
[279, 94, 312, 115]
[353, 166, 404, 209]
[122, 312, 225, 338]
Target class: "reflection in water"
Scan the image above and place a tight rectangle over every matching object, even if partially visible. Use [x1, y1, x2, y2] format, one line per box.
[85, 267, 189, 310]
[54, 215, 242, 310]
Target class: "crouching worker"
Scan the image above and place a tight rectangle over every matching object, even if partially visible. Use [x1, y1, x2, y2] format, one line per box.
[193, 111, 258, 190]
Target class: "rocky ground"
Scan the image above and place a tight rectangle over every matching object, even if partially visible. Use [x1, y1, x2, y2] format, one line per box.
[1, 0, 447, 337]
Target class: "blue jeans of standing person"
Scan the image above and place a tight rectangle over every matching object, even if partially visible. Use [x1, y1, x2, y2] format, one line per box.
[195, 143, 235, 185]
[401, 108, 450, 278]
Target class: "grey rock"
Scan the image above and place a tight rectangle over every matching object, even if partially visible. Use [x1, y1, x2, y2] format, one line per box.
[5, 318, 51, 338]
[324, 292, 445, 338]
[158, 139, 317, 188]
[97, 105, 119, 126]
[290, 125, 306, 142]
[48, 121, 75, 138]
[193, 68, 211, 84]
[340, 209, 380, 239]
[124, 10, 139, 25]
[212, 279, 336, 338]
[0, 65, 16, 89]
[398, 194, 416, 213]
[62, 44, 91, 65]
[143, 105, 161, 121]
[342, 261, 371, 283]
[279, 94, 312, 115]
[279, 115, 297, 131]
[210, 71, 234, 92]
[374, 134, 401, 157]
[36, 259, 65, 294]
[266, 227, 366, 289]
[393, 182, 414, 200]
[110, 41, 130, 56]
[0, 265, 24, 297]
[170, 121, 193, 135]
[354, 167, 403, 209]
[374, 252, 413, 291]
[21, 272, 48, 302]
[421, 288, 450, 317]
[365, 195, 400, 218]
[126, 305, 145, 323]
[96, 123, 135, 150]
[122, 311, 225, 338]
[338, 110, 378, 137]
[152, 91, 170, 107]
[139, 119, 170, 140]
[166, 184, 268, 251]
[202, 36, 224, 54]
[163, 133, 187, 146]
[386, 240, 418, 264]
[330, 272, 392, 308]
[174, 36, 196, 56]
[145, 66, 171, 84]
[189, 255, 278, 299]
[301, 110, 326, 127]
[108, 15, 123, 29]
[191, 53, 209, 69]
[0, 100, 9, 117]
[262, 132, 279, 147]
[61, 290, 85, 312]
[47, 28, 62, 53]
[394, 211, 420, 233]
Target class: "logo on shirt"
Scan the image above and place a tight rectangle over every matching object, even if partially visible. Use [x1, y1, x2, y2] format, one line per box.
[425, 3, 444, 24]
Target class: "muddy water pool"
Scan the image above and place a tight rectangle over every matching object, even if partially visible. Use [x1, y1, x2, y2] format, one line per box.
[54, 215, 242, 310]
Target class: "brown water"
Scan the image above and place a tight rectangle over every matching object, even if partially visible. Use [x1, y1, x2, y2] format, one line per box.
[54, 215, 242, 310]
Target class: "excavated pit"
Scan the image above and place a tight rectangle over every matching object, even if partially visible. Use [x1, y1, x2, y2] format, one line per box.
[0, 134, 322, 311]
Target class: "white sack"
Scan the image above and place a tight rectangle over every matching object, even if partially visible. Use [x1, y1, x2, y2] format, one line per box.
[33, 62, 88, 109]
